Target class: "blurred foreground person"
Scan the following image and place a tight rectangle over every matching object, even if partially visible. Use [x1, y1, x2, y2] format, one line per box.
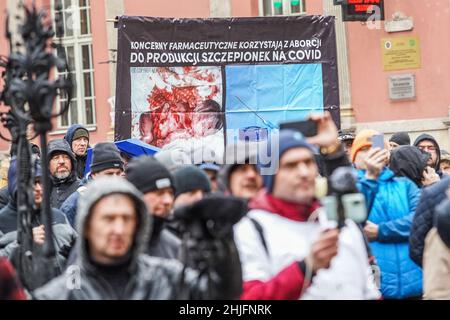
[34, 177, 243, 299]
[235, 113, 380, 300]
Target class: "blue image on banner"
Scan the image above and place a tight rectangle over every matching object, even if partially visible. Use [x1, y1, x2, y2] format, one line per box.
[225, 64, 324, 143]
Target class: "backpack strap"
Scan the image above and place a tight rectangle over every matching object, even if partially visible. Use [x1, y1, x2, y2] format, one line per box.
[248, 217, 269, 257]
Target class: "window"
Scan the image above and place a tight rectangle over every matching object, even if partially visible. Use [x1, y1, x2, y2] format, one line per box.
[53, 0, 96, 128]
[261, 0, 306, 16]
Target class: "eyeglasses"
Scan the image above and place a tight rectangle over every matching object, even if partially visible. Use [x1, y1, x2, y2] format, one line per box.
[418, 145, 437, 152]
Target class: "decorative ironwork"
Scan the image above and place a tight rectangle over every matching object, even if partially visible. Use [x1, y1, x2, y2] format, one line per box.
[0, 0, 73, 290]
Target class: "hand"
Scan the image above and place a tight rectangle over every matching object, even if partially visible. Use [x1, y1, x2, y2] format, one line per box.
[32, 225, 45, 245]
[305, 228, 339, 274]
[364, 221, 379, 241]
[364, 148, 389, 180]
[422, 166, 440, 186]
[306, 111, 339, 148]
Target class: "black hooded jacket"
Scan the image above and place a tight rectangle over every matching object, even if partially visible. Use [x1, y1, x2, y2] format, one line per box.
[48, 140, 80, 208]
[413, 134, 442, 173]
[33, 177, 242, 300]
[146, 217, 181, 260]
[64, 124, 89, 179]
[390, 145, 430, 187]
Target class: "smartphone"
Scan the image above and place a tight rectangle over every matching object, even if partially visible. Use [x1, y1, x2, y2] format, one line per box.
[341, 193, 367, 224]
[279, 119, 318, 137]
[371, 134, 385, 150]
[321, 193, 367, 224]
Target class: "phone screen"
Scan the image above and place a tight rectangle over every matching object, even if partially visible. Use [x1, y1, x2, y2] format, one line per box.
[371, 134, 385, 149]
[279, 120, 318, 137]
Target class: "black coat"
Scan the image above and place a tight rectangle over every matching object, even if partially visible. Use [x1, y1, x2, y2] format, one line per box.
[146, 218, 181, 260]
[47, 139, 80, 208]
[409, 175, 450, 266]
[0, 202, 68, 234]
[0, 204, 77, 282]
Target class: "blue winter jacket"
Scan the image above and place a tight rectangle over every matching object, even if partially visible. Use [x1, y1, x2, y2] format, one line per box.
[60, 176, 90, 228]
[358, 168, 423, 299]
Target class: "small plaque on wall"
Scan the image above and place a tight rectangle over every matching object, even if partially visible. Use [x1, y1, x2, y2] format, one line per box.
[388, 74, 416, 100]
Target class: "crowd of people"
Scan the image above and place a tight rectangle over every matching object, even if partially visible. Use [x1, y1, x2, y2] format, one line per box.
[0, 113, 449, 300]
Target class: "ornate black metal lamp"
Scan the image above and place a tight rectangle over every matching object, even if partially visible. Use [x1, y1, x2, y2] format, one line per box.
[0, 0, 73, 290]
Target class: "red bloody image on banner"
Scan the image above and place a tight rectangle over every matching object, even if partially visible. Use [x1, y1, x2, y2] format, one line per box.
[131, 66, 223, 148]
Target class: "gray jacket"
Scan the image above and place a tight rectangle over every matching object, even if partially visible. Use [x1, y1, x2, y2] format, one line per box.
[0, 223, 77, 271]
[33, 177, 241, 300]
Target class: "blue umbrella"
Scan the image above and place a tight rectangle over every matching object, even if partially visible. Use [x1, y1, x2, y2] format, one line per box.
[115, 138, 160, 157]
[84, 139, 160, 175]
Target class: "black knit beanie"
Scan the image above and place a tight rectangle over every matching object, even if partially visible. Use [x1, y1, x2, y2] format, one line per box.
[389, 132, 411, 146]
[126, 155, 175, 194]
[173, 165, 211, 197]
[90, 142, 124, 174]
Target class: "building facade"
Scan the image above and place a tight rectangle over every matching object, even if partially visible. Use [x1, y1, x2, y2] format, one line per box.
[0, 0, 449, 153]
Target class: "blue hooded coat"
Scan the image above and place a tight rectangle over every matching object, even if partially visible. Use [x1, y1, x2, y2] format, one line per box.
[358, 168, 423, 299]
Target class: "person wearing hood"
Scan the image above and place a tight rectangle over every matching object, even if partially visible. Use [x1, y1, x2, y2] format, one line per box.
[388, 132, 410, 151]
[60, 142, 125, 228]
[0, 157, 77, 284]
[47, 139, 80, 208]
[64, 125, 90, 179]
[126, 156, 181, 260]
[352, 130, 423, 299]
[389, 145, 439, 187]
[234, 113, 380, 300]
[217, 141, 263, 200]
[422, 197, 450, 299]
[413, 134, 444, 177]
[33, 176, 243, 300]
